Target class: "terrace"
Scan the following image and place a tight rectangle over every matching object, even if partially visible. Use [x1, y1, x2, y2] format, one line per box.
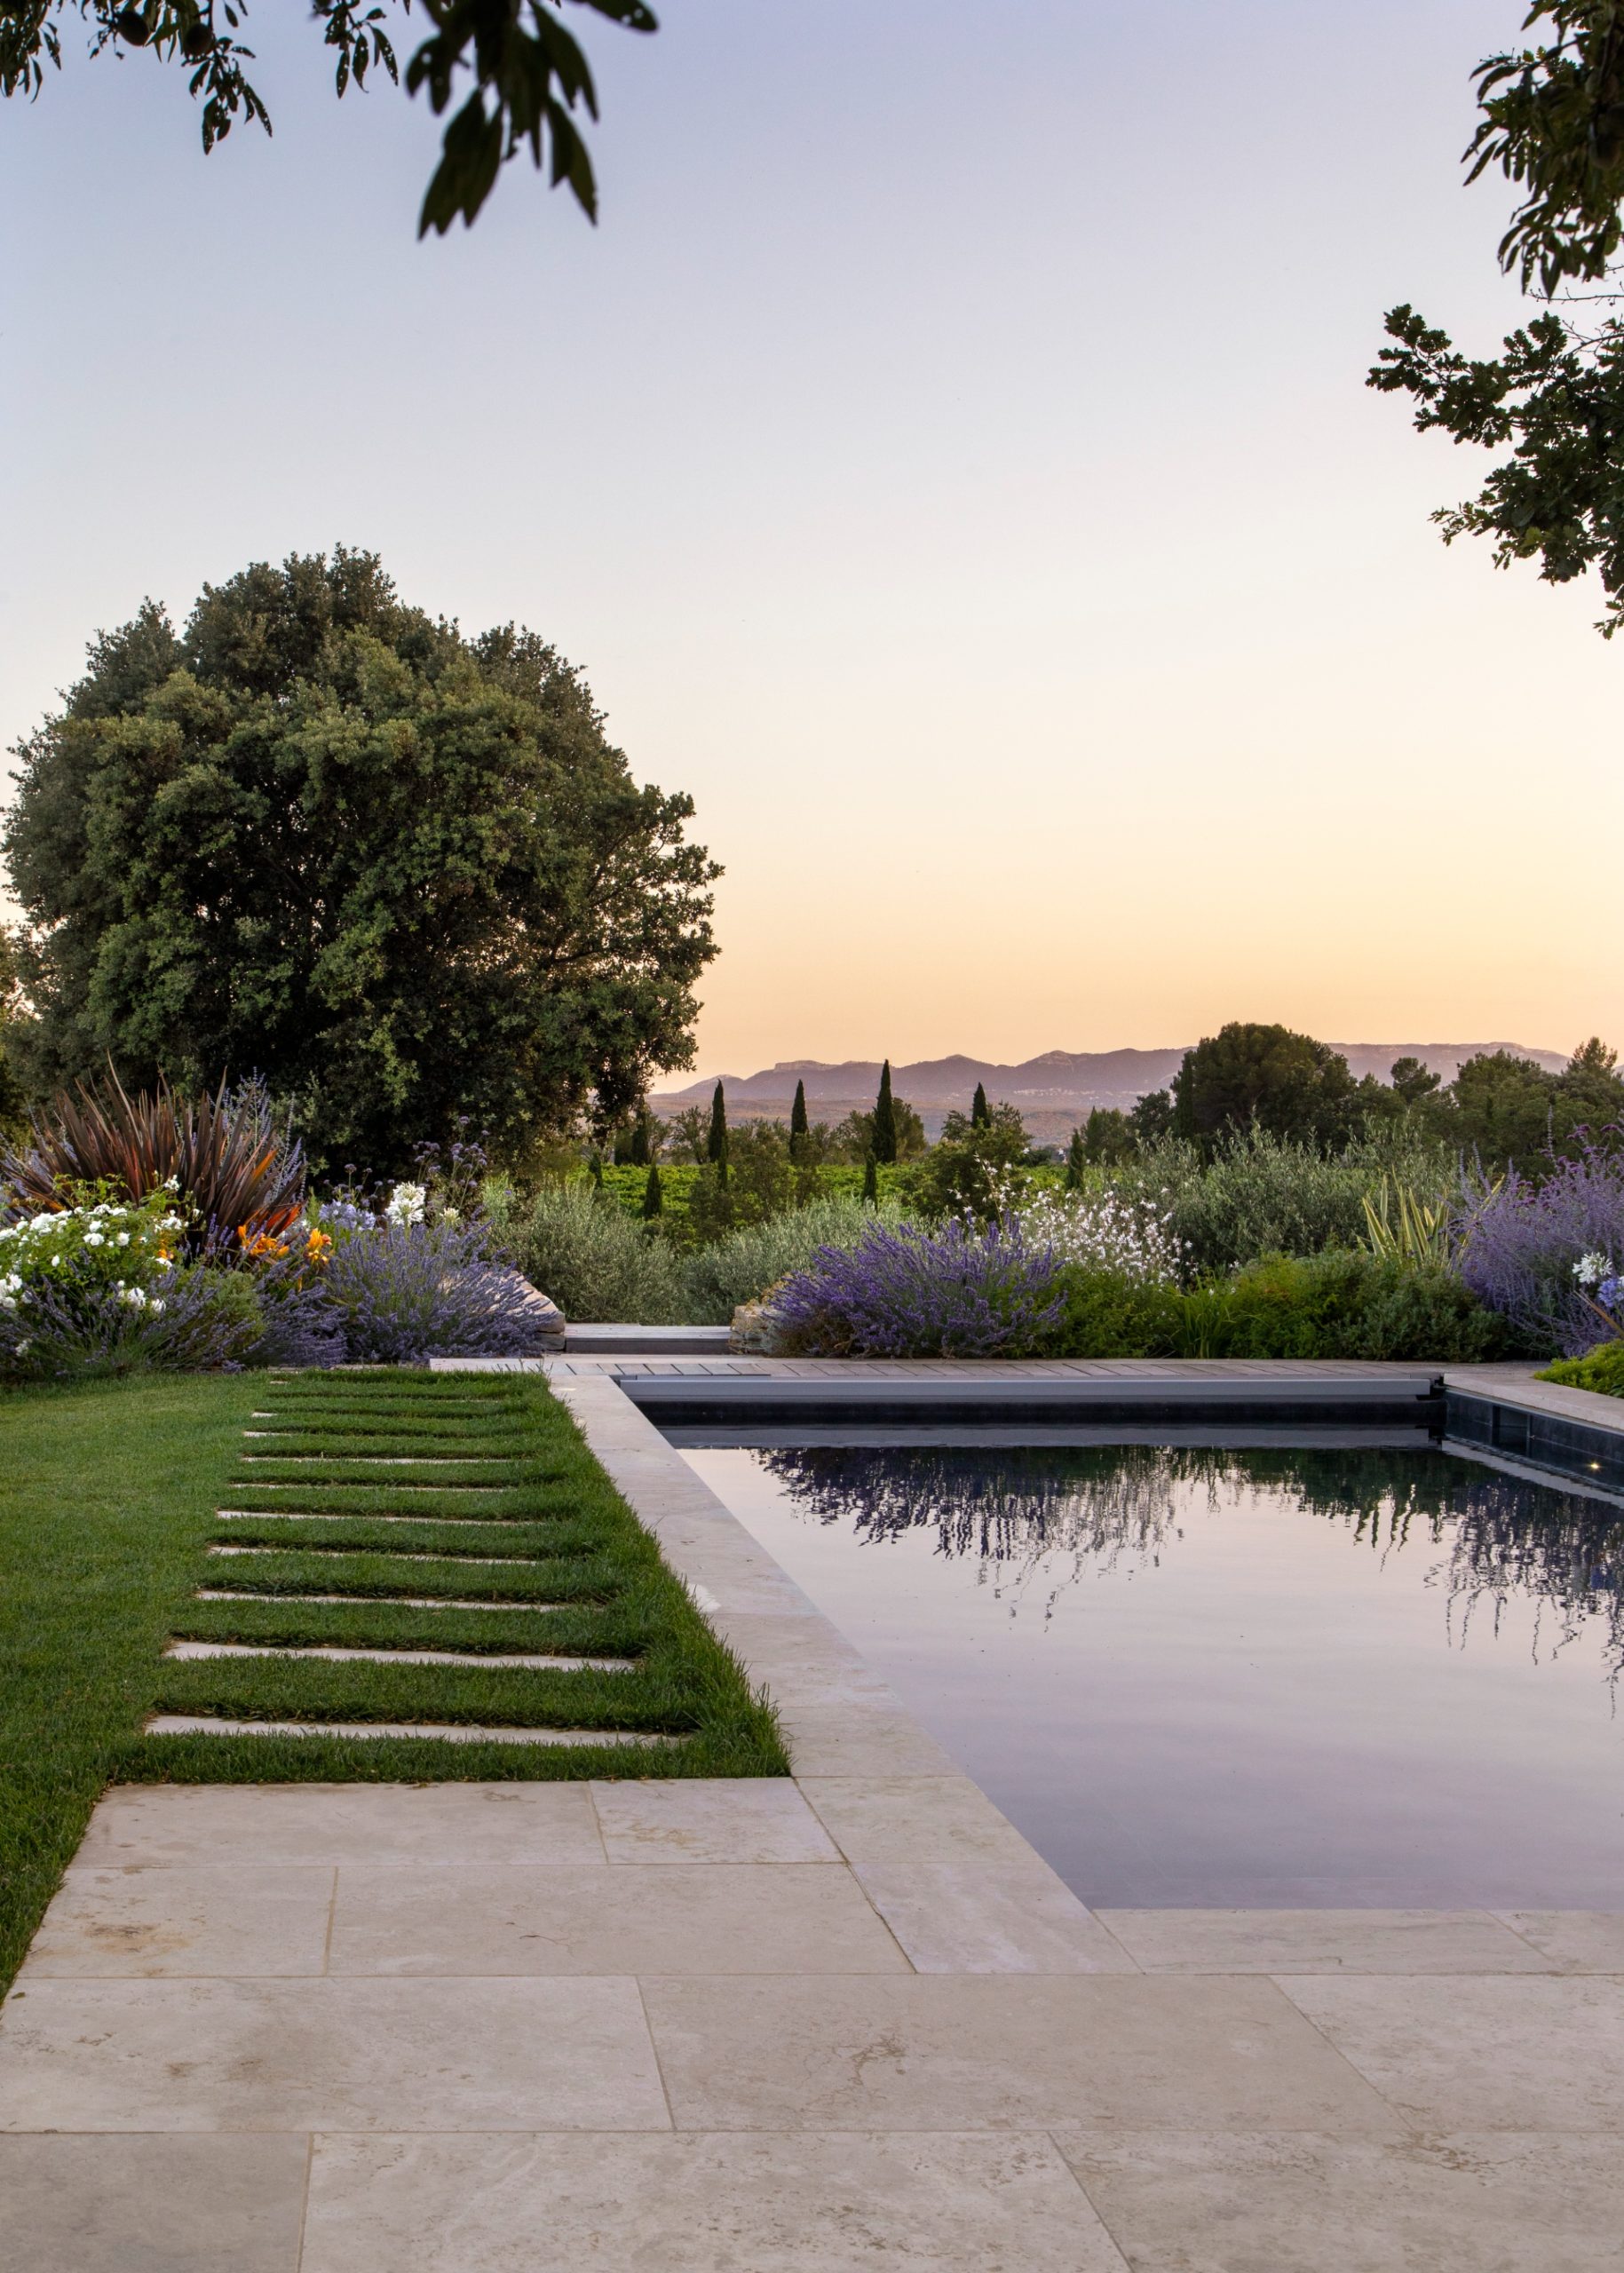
[4, 1350, 1621, 2268]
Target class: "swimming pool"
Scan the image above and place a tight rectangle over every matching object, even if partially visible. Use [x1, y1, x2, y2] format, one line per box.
[678, 1436, 1624, 1907]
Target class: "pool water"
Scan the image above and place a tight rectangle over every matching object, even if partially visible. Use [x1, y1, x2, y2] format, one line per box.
[679, 1437, 1624, 1907]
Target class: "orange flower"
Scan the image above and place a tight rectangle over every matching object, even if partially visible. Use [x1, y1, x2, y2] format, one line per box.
[238, 1223, 289, 1261]
[304, 1226, 333, 1263]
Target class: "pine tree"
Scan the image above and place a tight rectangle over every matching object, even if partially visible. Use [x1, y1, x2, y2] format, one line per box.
[707, 1080, 729, 1178]
[789, 1078, 809, 1162]
[872, 1060, 898, 1165]
[641, 1161, 663, 1218]
[862, 1154, 879, 1206]
[971, 1081, 990, 1128]
[1066, 1126, 1087, 1189]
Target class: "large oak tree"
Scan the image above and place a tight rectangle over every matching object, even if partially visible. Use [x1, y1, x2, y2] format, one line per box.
[2, 549, 718, 1172]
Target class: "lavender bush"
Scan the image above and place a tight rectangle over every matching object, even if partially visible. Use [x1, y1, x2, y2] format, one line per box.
[319, 1216, 552, 1364]
[1454, 1141, 1624, 1355]
[0, 1258, 264, 1380]
[768, 1217, 1066, 1358]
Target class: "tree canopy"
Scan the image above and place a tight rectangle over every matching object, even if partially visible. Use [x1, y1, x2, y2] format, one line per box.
[1171, 1023, 1367, 1154]
[1445, 1039, 1623, 1174]
[0, 1, 655, 236]
[2, 548, 717, 1172]
[1371, 4, 1624, 631]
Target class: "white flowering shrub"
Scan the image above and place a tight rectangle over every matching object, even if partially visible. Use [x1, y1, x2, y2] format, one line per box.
[982, 1174, 1187, 1287]
[0, 1190, 186, 1319]
[0, 1184, 266, 1378]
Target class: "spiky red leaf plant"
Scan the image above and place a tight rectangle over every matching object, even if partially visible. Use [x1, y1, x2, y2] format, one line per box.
[0, 1070, 306, 1255]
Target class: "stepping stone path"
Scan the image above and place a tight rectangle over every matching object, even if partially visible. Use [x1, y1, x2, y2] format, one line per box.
[146, 1371, 678, 1759]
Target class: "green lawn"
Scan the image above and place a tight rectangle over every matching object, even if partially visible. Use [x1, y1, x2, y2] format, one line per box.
[0, 1369, 785, 1994]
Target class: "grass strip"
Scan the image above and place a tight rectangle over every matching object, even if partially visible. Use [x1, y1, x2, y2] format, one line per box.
[198, 1546, 619, 1598]
[223, 1481, 579, 1518]
[248, 1414, 534, 1440]
[234, 1460, 527, 1487]
[0, 1369, 784, 1998]
[172, 1593, 650, 1657]
[205, 1516, 605, 1557]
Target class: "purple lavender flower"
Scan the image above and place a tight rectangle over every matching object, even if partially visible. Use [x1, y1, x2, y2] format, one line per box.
[1454, 1139, 1624, 1355]
[0, 1258, 261, 1379]
[767, 1217, 1066, 1358]
[320, 1217, 554, 1365]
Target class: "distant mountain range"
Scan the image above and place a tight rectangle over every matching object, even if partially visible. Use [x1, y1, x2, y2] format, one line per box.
[652, 1043, 1569, 1145]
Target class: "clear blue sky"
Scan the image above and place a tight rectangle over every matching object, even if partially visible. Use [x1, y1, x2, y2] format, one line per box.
[2, 2, 1617, 1072]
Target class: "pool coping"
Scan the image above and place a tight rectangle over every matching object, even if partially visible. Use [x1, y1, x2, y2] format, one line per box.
[544, 1370, 967, 1781]
[1442, 1363, 1624, 1495]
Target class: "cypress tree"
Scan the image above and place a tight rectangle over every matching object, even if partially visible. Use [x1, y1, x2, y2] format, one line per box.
[630, 1110, 652, 1168]
[641, 1161, 664, 1218]
[1066, 1125, 1087, 1189]
[588, 1151, 605, 1189]
[789, 1078, 809, 1161]
[971, 1081, 990, 1129]
[873, 1059, 898, 1165]
[862, 1153, 879, 1206]
[707, 1080, 729, 1177]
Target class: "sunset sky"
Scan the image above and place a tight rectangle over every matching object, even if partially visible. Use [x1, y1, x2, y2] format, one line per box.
[2, 1, 1618, 1077]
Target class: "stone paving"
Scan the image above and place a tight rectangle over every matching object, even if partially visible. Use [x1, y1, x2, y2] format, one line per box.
[1, 1368, 1621, 2268]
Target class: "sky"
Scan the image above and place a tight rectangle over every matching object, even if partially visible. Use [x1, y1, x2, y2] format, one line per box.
[1, 1, 1619, 1078]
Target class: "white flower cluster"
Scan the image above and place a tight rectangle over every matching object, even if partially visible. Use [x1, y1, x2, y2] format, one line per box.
[998, 1178, 1187, 1287]
[384, 1182, 427, 1226]
[0, 1198, 182, 1290]
[1573, 1251, 1619, 1287]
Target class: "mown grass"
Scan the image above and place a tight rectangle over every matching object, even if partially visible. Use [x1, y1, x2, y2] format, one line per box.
[0, 1367, 785, 1995]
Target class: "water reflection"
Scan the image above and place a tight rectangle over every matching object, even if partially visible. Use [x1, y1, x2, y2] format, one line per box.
[757, 1444, 1624, 1679]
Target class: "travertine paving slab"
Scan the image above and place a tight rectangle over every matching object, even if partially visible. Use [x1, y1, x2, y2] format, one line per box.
[775, 1707, 961, 1779]
[194, 1589, 556, 1610]
[1281, 1975, 1624, 2131]
[589, 1777, 841, 1865]
[1053, 2129, 1624, 2272]
[301, 2129, 1129, 2272]
[0, 2133, 308, 2273]
[0, 1976, 668, 2132]
[162, 1639, 631, 1671]
[328, 1864, 908, 1975]
[75, 1781, 606, 1867]
[1097, 1909, 1554, 1975]
[855, 1861, 1137, 1974]
[20, 1864, 334, 1978]
[145, 1715, 669, 1746]
[1496, 1912, 1624, 1972]
[640, 1975, 1404, 2133]
[800, 1775, 1038, 1865]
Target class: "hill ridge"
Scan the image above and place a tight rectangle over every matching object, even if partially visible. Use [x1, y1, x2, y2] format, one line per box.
[652, 1041, 1570, 1143]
